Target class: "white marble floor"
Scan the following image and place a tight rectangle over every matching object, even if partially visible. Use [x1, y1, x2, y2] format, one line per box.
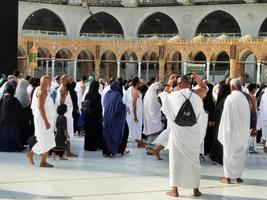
[0, 137, 266, 200]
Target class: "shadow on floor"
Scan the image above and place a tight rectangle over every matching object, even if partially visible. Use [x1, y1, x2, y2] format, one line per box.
[202, 175, 267, 187]
[0, 188, 72, 200]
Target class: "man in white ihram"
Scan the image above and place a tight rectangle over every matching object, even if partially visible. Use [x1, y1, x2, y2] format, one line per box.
[257, 87, 267, 153]
[26, 76, 56, 167]
[160, 73, 207, 197]
[218, 78, 251, 184]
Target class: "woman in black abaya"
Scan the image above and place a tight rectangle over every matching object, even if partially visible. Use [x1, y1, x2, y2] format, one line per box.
[209, 82, 231, 165]
[0, 80, 25, 152]
[83, 80, 103, 151]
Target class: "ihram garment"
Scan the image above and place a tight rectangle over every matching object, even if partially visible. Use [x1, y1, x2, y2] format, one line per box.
[218, 91, 250, 179]
[143, 82, 163, 136]
[123, 86, 143, 141]
[153, 128, 170, 148]
[31, 87, 56, 155]
[56, 86, 74, 139]
[257, 89, 267, 143]
[160, 88, 205, 188]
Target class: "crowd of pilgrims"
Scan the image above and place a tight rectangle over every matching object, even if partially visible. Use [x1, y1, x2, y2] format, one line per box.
[0, 70, 266, 162]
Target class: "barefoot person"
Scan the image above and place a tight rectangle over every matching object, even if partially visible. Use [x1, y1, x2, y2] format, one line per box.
[26, 76, 56, 167]
[160, 73, 207, 197]
[123, 76, 144, 147]
[257, 87, 267, 153]
[56, 75, 77, 157]
[218, 79, 251, 184]
[143, 82, 163, 149]
[102, 81, 128, 157]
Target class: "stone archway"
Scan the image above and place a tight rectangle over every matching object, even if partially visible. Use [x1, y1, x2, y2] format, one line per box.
[210, 51, 230, 82]
[22, 9, 66, 36]
[142, 51, 159, 80]
[34, 47, 52, 78]
[55, 48, 73, 77]
[77, 50, 95, 79]
[80, 12, 124, 38]
[17, 47, 27, 76]
[138, 12, 178, 38]
[120, 51, 138, 80]
[238, 49, 257, 83]
[165, 51, 182, 80]
[100, 50, 117, 80]
[259, 18, 267, 37]
[195, 10, 241, 37]
[187, 50, 207, 77]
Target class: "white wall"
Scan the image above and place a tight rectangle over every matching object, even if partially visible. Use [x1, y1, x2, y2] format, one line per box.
[18, 2, 267, 39]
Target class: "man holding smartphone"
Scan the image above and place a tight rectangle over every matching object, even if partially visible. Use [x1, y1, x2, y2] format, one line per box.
[160, 73, 207, 197]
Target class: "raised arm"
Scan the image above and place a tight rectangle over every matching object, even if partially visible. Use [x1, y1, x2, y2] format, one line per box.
[192, 73, 208, 99]
[164, 74, 177, 93]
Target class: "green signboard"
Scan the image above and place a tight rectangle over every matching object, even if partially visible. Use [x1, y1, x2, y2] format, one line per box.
[187, 64, 206, 75]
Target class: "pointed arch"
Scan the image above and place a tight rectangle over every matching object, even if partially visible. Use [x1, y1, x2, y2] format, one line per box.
[55, 48, 73, 59]
[195, 10, 241, 36]
[80, 12, 124, 36]
[259, 17, 267, 37]
[22, 9, 66, 34]
[138, 12, 178, 37]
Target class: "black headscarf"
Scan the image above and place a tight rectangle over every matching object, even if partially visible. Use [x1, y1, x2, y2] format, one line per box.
[4, 80, 17, 96]
[217, 82, 231, 104]
[86, 80, 99, 98]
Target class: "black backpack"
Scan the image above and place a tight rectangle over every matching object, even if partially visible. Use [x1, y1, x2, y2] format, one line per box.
[174, 91, 198, 127]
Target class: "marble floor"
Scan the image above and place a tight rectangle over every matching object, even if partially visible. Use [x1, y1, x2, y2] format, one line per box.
[0, 137, 266, 200]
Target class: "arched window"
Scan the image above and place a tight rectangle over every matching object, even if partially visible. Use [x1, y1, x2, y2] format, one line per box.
[80, 12, 124, 37]
[196, 11, 241, 37]
[138, 12, 178, 38]
[22, 9, 66, 34]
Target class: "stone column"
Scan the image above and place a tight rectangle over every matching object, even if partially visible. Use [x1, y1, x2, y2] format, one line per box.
[230, 59, 237, 79]
[138, 61, 142, 78]
[166, 63, 172, 78]
[51, 58, 55, 78]
[146, 63, 149, 81]
[117, 61, 121, 79]
[95, 59, 101, 80]
[159, 59, 165, 82]
[73, 59, 77, 81]
[212, 63, 216, 82]
[257, 62, 261, 84]
[183, 61, 187, 75]
[45, 60, 49, 76]
[206, 62, 210, 81]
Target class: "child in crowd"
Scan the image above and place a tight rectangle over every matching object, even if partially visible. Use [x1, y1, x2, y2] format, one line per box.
[51, 104, 69, 160]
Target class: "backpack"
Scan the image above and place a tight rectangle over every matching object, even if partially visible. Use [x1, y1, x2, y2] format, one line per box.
[174, 91, 198, 127]
[81, 99, 95, 115]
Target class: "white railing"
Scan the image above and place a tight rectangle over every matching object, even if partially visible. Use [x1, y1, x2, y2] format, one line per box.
[86, 0, 123, 7]
[19, 0, 69, 5]
[21, 29, 67, 37]
[137, 0, 180, 6]
[80, 33, 124, 39]
[259, 32, 267, 37]
[195, 32, 242, 38]
[138, 33, 177, 38]
[193, 0, 245, 3]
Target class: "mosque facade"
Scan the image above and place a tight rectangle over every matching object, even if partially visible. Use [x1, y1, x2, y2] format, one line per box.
[18, 0, 267, 83]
